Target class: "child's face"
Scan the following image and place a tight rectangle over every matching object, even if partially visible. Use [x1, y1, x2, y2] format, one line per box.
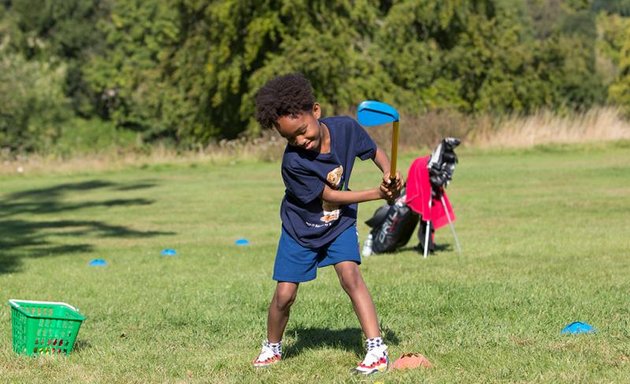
[275, 104, 323, 152]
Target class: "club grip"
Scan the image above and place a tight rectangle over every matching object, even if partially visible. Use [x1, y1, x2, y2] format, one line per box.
[389, 121, 399, 180]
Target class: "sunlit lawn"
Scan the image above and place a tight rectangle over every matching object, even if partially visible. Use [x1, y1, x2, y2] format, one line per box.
[1, 141, 629, 383]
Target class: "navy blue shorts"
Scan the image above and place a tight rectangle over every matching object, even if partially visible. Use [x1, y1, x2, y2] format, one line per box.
[273, 225, 361, 283]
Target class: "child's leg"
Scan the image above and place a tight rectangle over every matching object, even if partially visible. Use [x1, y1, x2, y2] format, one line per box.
[334, 261, 389, 374]
[254, 281, 299, 367]
[267, 281, 299, 342]
[333, 261, 380, 338]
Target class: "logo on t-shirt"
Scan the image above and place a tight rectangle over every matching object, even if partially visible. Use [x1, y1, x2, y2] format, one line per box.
[321, 165, 343, 223]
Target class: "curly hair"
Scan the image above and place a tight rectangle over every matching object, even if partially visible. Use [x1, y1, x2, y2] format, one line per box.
[254, 73, 316, 129]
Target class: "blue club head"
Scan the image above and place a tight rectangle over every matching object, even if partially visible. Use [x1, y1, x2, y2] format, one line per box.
[357, 100, 399, 126]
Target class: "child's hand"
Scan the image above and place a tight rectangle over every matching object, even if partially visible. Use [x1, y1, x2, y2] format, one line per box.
[379, 172, 404, 202]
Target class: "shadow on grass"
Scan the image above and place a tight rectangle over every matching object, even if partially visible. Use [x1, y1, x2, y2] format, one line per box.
[72, 339, 93, 354]
[284, 326, 400, 358]
[407, 243, 452, 253]
[370, 242, 453, 257]
[0, 179, 174, 274]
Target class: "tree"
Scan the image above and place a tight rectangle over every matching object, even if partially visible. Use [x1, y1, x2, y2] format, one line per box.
[604, 14, 630, 113]
[0, 51, 70, 152]
[1, 0, 627, 150]
[6, 0, 110, 116]
[82, 0, 180, 140]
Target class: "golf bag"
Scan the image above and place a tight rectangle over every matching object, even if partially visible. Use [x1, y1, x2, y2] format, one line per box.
[363, 137, 460, 255]
[364, 188, 419, 254]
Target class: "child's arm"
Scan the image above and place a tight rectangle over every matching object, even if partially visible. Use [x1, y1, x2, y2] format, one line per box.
[321, 147, 404, 205]
[372, 147, 391, 176]
[321, 184, 387, 205]
[373, 147, 404, 198]
[374, 147, 404, 186]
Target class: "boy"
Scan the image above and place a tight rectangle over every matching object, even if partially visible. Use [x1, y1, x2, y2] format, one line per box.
[252, 73, 403, 375]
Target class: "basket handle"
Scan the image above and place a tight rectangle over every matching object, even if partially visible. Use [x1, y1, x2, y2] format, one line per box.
[9, 299, 80, 312]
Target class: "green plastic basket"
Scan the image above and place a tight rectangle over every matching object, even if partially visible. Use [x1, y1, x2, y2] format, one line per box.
[9, 299, 86, 356]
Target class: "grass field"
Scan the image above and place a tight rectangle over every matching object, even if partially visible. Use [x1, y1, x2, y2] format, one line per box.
[1, 141, 629, 383]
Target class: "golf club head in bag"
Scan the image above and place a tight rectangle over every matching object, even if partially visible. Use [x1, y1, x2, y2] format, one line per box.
[427, 137, 460, 190]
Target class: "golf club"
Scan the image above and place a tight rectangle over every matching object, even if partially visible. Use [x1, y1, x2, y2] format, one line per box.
[357, 100, 400, 181]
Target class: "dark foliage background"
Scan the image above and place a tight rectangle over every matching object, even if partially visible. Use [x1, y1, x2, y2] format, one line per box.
[1, 0, 630, 153]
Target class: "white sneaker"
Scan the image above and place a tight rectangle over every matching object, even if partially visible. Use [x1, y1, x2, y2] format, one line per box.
[252, 341, 281, 368]
[353, 344, 389, 375]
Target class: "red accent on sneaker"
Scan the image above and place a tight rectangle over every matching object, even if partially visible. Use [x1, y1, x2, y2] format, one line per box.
[253, 353, 281, 368]
[358, 356, 388, 370]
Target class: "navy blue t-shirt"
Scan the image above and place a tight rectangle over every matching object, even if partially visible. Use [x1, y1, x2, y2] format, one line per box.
[280, 116, 377, 248]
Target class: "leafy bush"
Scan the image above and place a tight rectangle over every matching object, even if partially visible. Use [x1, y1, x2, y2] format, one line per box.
[0, 52, 71, 153]
[53, 118, 140, 158]
[600, 13, 630, 114]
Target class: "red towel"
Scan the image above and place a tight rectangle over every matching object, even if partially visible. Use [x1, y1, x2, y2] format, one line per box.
[405, 156, 455, 229]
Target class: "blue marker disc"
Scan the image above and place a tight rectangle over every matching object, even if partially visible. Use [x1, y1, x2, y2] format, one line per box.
[561, 321, 595, 334]
[235, 238, 250, 246]
[89, 259, 107, 266]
